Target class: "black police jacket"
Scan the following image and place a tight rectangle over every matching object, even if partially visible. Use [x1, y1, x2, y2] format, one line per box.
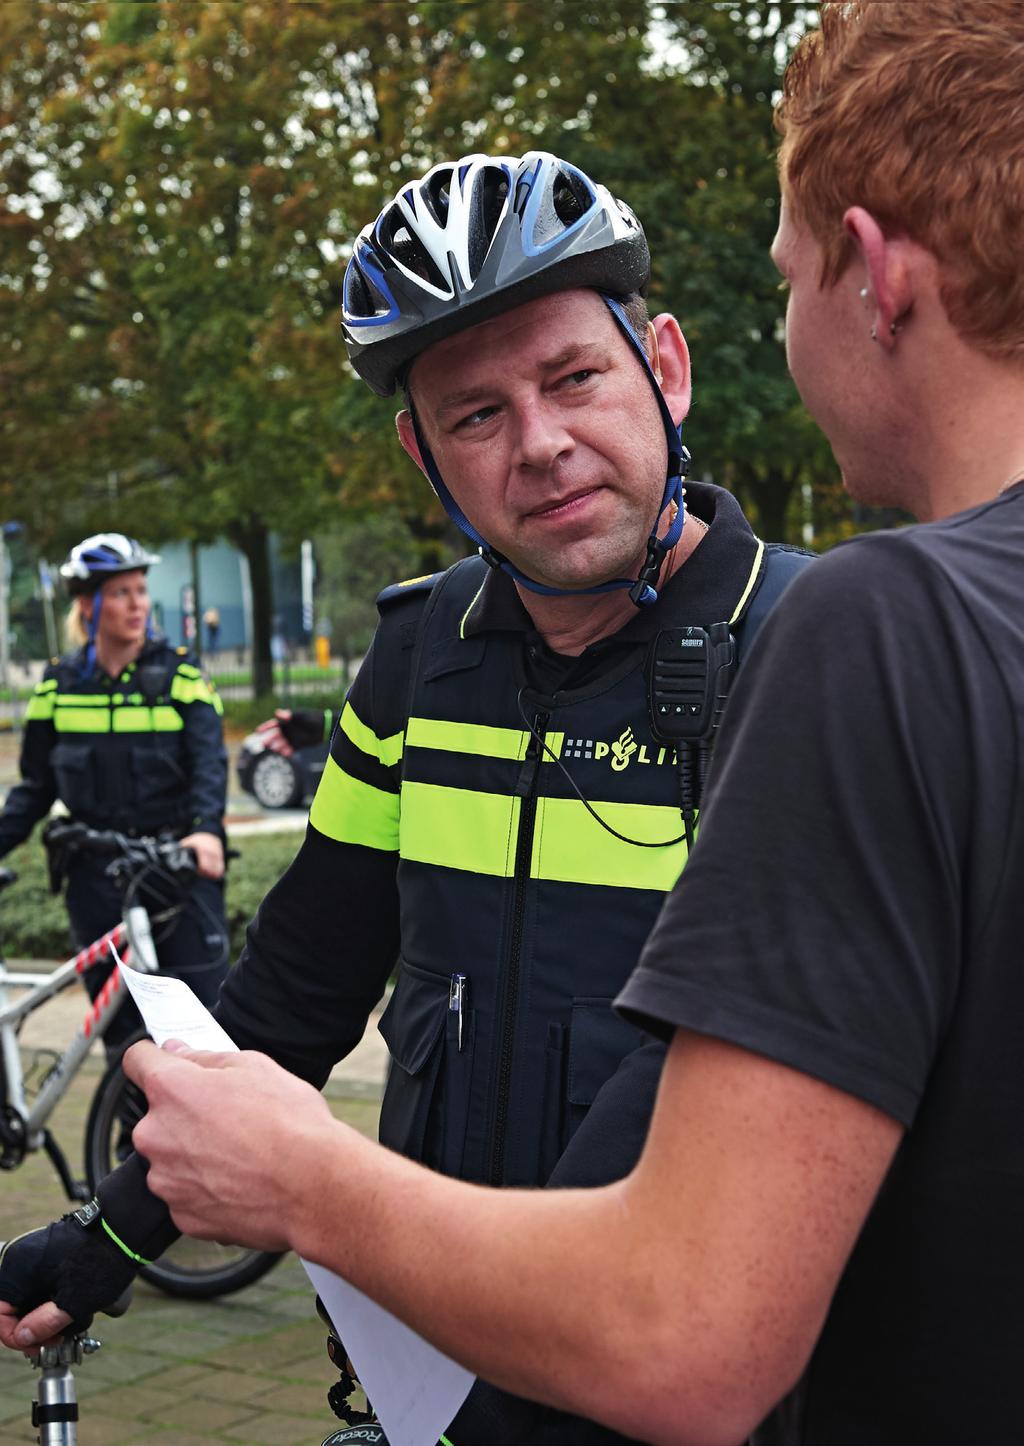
[219, 483, 813, 1186]
[0, 638, 227, 855]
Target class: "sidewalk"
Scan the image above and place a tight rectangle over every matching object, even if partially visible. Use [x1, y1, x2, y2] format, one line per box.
[0, 978, 391, 1443]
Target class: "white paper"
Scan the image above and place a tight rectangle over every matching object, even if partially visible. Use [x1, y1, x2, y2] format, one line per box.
[116, 956, 476, 1446]
[304, 1259, 475, 1446]
[116, 956, 238, 1051]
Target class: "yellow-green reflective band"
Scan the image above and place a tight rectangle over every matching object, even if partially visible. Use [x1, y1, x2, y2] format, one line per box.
[54, 708, 110, 733]
[309, 755, 400, 851]
[340, 701, 403, 768]
[400, 781, 520, 876]
[56, 694, 109, 706]
[406, 717, 564, 763]
[36, 679, 58, 692]
[400, 783, 687, 888]
[407, 717, 526, 759]
[152, 705, 184, 731]
[25, 694, 55, 722]
[100, 1217, 153, 1266]
[170, 673, 221, 712]
[729, 538, 766, 625]
[532, 797, 688, 891]
[110, 706, 184, 733]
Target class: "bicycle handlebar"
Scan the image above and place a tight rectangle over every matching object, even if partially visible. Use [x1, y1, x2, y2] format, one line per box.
[42, 821, 198, 890]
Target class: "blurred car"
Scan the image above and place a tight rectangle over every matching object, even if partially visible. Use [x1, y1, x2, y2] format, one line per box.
[235, 732, 329, 810]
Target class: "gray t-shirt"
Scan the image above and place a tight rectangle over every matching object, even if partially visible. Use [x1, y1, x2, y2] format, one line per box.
[618, 481, 1024, 1445]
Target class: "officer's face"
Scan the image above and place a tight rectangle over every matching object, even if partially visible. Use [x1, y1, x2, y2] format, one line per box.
[88, 570, 150, 649]
[398, 290, 690, 593]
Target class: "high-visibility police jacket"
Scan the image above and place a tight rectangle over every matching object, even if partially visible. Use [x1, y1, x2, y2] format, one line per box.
[0, 638, 227, 856]
[218, 482, 813, 1190]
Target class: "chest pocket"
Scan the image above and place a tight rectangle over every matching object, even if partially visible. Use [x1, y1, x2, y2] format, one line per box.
[51, 742, 99, 817]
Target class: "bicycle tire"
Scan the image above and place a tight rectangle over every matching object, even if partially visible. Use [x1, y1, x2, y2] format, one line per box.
[84, 1037, 283, 1299]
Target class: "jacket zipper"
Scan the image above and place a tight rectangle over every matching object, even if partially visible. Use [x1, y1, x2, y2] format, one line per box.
[488, 707, 548, 1186]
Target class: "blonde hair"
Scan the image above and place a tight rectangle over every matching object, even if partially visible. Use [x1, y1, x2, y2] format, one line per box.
[64, 601, 89, 651]
[776, 1, 1024, 360]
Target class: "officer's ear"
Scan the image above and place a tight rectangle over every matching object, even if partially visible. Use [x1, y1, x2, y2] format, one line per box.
[77, 594, 94, 623]
[648, 314, 692, 427]
[396, 409, 427, 476]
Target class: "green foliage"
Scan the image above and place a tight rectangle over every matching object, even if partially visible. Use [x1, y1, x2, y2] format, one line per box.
[1, 827, 303, 961]
[0, 0, 846, 633]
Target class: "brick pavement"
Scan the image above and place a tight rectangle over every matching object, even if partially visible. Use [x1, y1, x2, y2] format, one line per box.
[0, 976, 389, 1444]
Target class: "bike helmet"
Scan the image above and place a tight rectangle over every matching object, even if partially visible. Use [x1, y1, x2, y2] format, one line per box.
[342, 152, 689, 606]
[60, 534, 161, 596]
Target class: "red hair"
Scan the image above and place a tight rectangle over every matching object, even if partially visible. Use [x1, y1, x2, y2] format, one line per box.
[776, 2, 1024, 359]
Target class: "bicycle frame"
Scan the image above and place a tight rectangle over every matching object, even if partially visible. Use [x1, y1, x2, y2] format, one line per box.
[0, 905, 158, 1165]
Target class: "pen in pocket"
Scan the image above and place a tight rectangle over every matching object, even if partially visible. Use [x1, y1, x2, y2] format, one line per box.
[448, 973, 467, 1052]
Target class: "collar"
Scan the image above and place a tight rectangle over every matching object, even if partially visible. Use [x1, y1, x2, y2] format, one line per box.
[462, 481, 762, 646]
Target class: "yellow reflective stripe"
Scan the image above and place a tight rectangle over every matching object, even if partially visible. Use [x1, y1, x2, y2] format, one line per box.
[406, 717, 564, 763]
[340, 702, 403, 768]
[406, 717, 528, 761]
[400, 781, 519, 876]
[309, 755, 399, 851]
[532, 796, 688, 891]
[25, 693, 56, 722]
[56, 694, 109, 706]
[112, 708, 151, 732]
[54, 709, 110, 733]
[729, 538, 766, 626]
[110, 706, 184, 733]
[170, 671, 223, 715]
[400, 783, 687, 887]
[152, 705, 184, 731]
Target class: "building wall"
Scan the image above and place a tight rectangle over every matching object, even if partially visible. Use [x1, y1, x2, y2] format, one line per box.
[147, 539, 304, 652]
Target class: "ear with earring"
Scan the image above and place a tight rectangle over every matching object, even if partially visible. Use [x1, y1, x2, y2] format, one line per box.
[862, 285, 901, 342]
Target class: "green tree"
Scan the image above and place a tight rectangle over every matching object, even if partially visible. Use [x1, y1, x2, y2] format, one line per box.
[1, 1, 834, 697]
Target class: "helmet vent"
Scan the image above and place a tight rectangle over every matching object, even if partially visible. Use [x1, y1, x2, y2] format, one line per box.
[377, 205, 448, 290]
[466, 167, 510, 280]
[344, 263, 381, 319]
[551, 168, 594, 226]
[421, 168, 453, 226]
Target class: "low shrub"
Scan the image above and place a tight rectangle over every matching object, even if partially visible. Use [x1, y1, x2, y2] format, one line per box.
[0, 829, 303, 963]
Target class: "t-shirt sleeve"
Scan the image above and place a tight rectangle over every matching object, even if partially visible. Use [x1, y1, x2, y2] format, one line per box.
[618, 533, 983, 1127]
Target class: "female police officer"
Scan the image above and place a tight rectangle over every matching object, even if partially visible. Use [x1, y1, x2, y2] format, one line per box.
[0, 533, 229, 1055]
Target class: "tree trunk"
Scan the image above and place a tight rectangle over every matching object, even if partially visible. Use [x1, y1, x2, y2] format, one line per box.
[751, 466, 800, 545]
[229, 520, 274, 698]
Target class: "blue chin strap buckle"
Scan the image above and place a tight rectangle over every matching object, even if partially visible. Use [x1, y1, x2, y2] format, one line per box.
[410, 293, 691, 608]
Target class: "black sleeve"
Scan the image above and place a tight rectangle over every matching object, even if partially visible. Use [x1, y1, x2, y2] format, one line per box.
[174, 661, 227, 836]
[0, 672, 59, 858]
[618, 534, 985, 1127]
[214, 828, 399, 1086]
[215, 623, 410, 1084]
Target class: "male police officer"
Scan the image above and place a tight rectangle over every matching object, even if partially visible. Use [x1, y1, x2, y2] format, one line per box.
[1, 153, 809, 1443]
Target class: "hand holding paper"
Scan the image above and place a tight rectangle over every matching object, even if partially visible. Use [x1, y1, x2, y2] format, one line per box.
[118, 961, 474, 1446]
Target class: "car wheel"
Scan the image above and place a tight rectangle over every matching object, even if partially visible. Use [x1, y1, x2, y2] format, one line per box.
[249, 751, 302, 809]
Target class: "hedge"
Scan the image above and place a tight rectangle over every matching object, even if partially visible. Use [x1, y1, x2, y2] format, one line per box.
[0, 828, 303, 963]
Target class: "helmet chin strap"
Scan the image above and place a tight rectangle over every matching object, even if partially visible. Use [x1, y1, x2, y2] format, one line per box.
[409, 294, 690, 608]
[83, 591, 103, 677]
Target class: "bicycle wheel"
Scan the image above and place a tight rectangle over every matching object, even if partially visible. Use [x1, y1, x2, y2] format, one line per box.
[84, 1038, 283, 1299]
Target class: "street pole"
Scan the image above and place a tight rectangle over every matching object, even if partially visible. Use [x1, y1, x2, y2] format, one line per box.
[0, 529, 9, 694]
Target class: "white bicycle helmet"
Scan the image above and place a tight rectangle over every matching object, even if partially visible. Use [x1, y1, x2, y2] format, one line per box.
[60, 534, 161, 595]
[342, 151, 651, 397]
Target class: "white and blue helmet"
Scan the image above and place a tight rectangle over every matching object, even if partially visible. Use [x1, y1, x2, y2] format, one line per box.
[60, 534, 160, 596]
[342, 151, 651, 398]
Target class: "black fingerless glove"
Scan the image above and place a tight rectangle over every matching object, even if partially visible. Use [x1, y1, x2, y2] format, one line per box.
[0, 1205, 137, 1336]
[280, 707, 332, 749]
[322, 1428, 390, 1445]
